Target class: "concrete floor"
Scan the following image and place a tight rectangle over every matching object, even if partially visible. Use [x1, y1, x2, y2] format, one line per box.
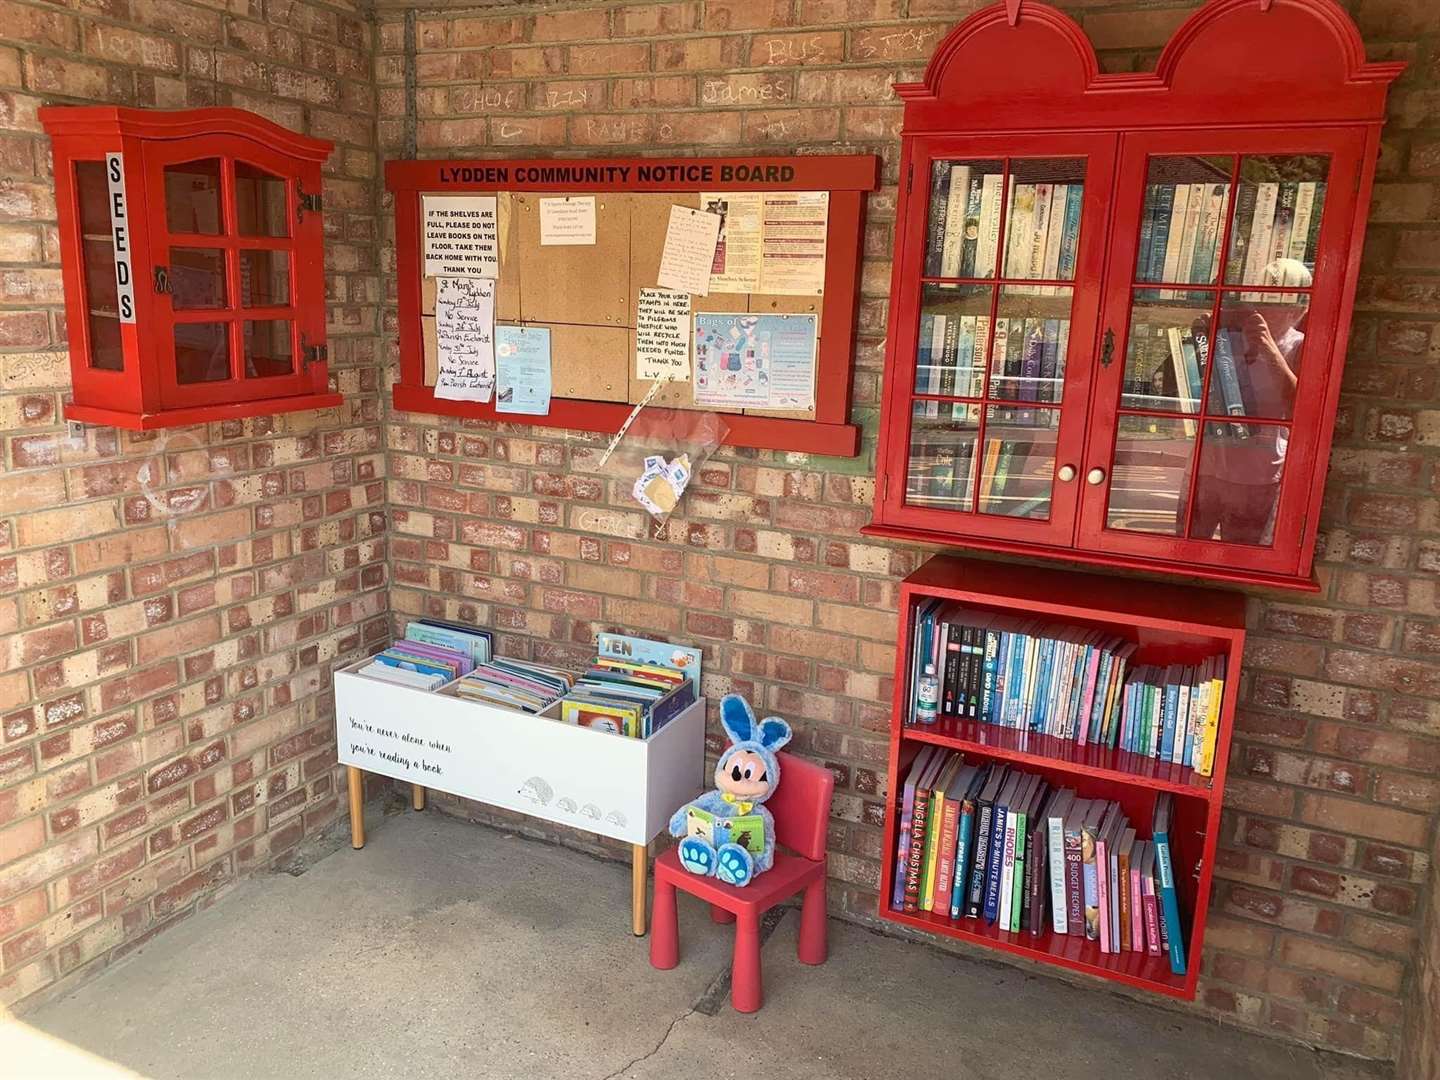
[1, 809, 1391, 1080]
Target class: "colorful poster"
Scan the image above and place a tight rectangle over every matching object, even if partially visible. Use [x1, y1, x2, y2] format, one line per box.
[434, 276, 495, 402]
[423, 195, 499, 278]
[635, 288, 691, 382]
[495, 325, 551, 414]
[539, 196, 596, 245]
[701, 192, 762, 294]
[693, 312, 817, 410]
[657, 205, 722, 295]
[759, 191, 828, 296]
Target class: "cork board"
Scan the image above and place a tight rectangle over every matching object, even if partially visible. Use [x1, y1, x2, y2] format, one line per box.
[417, 190, 825, 418]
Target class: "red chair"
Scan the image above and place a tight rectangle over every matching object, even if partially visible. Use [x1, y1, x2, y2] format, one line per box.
[649, 751, 835, 1013]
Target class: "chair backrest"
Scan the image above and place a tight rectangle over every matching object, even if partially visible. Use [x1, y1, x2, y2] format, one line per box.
[765, 751, 835, 862]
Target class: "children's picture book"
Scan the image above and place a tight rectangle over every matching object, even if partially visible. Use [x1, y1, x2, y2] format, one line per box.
[686, 806, 765, 854]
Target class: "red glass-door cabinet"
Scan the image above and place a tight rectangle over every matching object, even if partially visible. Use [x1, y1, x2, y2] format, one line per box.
[40, 107, 340, 430]
[864, 0, 1403, 592]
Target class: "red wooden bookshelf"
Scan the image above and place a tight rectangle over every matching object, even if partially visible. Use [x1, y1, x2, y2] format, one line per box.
[877, 555, 1245, 1000]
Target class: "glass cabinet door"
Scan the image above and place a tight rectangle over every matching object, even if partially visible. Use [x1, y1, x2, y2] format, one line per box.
[144, 136, 316, 410]
[1078, 130, 1365, 575]
[880, 135, 1117, 545]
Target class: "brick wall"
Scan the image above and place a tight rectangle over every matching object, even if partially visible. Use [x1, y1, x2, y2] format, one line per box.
[1402, 828, 1439, 1079]
[0, 0, 387, 1009]
[376, 0, 1439, 1065]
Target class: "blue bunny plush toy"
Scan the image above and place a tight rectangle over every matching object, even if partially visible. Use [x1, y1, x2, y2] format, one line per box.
[668, 694, 792, 888]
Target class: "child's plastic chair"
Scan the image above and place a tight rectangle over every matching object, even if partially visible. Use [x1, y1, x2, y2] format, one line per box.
[649, 751, 835, 1013]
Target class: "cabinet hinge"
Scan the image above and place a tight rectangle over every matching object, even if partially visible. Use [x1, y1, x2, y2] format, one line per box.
[883, 472, 891, 501]
[296, 186, 322, 221]
[300, 335, 327, 370]
[906, 163, 913, 195]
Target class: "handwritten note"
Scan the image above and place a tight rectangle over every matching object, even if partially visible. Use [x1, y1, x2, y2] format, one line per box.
[434, 277, 495, 402]
[539, 196, 597, 245]
[635, 289, 691, 382]
[495, 326, 552, 414]
[423, 195, 499, 278]
[657, 205, 722, 296]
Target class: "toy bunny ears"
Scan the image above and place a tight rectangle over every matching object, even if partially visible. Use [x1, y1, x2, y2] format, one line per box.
[720, 693, 793, 752]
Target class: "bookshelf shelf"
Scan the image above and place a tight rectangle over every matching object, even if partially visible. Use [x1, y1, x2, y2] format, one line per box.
[879, 554, 1244, 1000]
[866, 0, 1402, 592]
[887, 904, 1189, 998]
[901, 719, 1214, 800]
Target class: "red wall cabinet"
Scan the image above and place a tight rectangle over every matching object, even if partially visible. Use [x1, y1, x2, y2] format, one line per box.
[40, 107, 340, 430]
[863, 0, 1403, 592]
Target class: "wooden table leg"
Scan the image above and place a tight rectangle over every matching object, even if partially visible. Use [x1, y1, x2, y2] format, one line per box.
[632, 843, 647, 937]
[347, 766, 365, 849]
[412, 784, 426, 811]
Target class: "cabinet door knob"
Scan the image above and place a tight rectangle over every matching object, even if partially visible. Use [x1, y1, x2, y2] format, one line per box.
[1057, 464, 1076, 482]
[1086, 467, 1106, 486]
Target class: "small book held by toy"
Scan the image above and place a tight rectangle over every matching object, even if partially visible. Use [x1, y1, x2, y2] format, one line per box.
[686, 807, 765, 855]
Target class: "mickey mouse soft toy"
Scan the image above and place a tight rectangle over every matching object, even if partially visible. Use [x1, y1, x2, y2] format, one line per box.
[668, 694, 792, 888]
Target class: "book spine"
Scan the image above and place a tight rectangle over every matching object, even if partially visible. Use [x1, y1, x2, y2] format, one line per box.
[1130, 863, 1145, 952]
[1117, 847, 1132, 952]
[940, 316, 959, 398]
[1096, 835, 1112, 953]
[1155, 831, 1187, 976]
[1149, 184, 1176, 284]
[932, 798, 962, 912]
[924, 165, 950, 277]
[1028, 824, 1047, 935]
[1142, 868, 1163, 956]
[1064, 826, 1084, 932]
[1288, 181, 1316, 266]
[966, 801, 994, 918]
[902, 782, 932, 912]
[940, 165, 969, 277]
[998, 808, 1018, 929]
[1059, 184, 1082, 280]
[893, 779, 915, 909]
[1197, 664, 1225, 777]
[1137, 186, 1158, 280]
[1013, 814, 1029, 933]
[960, 175, 983, 279]
[977, 174, 1002, 278]
[1269, 181, 1296, 266]
[951, 800, 976, 918]
[1048, 817, 1069, 935]
[983, 802, 1008, 923]
[1162, 681, 1180, 763]
[919, 789, 942, 910]
[981, 629, 999, 722]
[1081, 824, 1100, 941]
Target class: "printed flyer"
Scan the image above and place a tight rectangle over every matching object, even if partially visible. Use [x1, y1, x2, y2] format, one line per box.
[692, 313, 817, 410]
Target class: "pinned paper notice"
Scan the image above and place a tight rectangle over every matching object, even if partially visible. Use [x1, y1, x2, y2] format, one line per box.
[703, 192, 762, 294]
[635, 288, 691, 382]
[656, 205, 722, 296]
[539, 196, 597, 246]
[434, 276, 495, 402]
[495, 325, 552, 415]
[423, 195, 499, 279]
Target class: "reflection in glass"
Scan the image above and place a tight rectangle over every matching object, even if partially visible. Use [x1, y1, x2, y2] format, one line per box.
[1202, 291, 1307, 422]
[907, 402, 980, 511]
[914, 284, 990, 398]
[171, 247, 227, 309]
[1190, 421, 1286, 546]
[76, 161, 124, 371]
[979, 406, 1058, 520]
[1106, 415, 1196, 535]
[1135, 156, 1232, 287]
[1225, 155, 1329, 288]
[239, 249, 291, 308]
[989, 285, 1072, 405]
[235, 162, 289, 237]
[165, 159, 223, 235]
[1121, 289, 1212, 415]
[1002, 158, 1086, 282]
[176, 322, 231, 383]
[242, 320, 293, 378]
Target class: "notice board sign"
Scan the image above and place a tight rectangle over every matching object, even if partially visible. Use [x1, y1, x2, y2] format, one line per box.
[385, 154, 879, 457]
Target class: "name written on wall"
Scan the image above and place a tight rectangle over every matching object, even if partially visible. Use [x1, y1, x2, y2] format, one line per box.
[435, 162, 800, 188]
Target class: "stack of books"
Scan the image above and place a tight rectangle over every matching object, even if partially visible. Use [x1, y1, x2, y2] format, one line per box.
[907, 603, 1227, 778]
[892, 750, 1188, 976]
[560, 654, 697, 738]
[1118, 659, 1226, 774]
[923, 166, 1082, 286]
[356, 619, 493, 690]
[452, 657, 575, 713]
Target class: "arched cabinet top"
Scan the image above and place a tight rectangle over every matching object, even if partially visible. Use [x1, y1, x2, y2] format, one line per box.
[38, 106, 334, 164]
[896, 0, 1404, 133]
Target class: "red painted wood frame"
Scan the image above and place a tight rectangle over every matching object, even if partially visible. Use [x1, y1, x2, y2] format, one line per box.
[879, 555, 1246, 1000]
[863, 0, 1403, 591]
[385, 155, 880, 457]
[41, 107, 339, 431]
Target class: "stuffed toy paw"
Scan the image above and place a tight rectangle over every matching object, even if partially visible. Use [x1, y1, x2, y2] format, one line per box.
[667, 694, 793, 887]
